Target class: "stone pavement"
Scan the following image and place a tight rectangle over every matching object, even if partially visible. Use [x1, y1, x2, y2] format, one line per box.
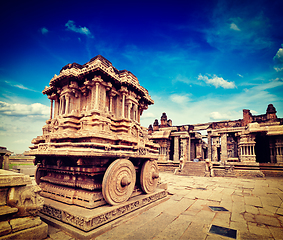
[44, 172, 283, 240]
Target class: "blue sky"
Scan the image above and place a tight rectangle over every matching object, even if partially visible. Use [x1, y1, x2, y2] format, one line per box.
[0, 0, 283, 153]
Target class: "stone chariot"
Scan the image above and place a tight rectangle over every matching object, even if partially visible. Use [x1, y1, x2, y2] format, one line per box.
[26, 55, 160, 208]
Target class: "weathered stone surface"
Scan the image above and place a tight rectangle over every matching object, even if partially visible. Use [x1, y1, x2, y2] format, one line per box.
[25, 55, 161, 213]
[0, 222, 48, 240]
[0, 221, 11, 237]
[0, 206, 18, 216]
[0, 170, 31, 187]
[254, 214, 281, 227]
[0, 170, 45, 240]
[10, 216, 42, 233]
[153, 214, 192, 240]
[7, 184, 44, 217]
[40, 188, 167, 231]
[0, 188, 8, 206]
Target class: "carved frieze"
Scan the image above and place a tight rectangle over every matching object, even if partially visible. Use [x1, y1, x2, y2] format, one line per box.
[41, 190, 167, 231]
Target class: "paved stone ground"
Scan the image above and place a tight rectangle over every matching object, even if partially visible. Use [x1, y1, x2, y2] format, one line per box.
[44, 172, 283, 240]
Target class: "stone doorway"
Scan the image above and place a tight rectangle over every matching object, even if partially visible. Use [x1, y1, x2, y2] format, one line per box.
[255, 133, 270, 163]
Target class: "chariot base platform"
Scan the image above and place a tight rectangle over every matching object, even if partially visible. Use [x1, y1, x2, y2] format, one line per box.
[39, 188, 167, 239]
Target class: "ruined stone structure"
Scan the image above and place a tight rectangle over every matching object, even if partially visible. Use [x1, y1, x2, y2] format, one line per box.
[25, 55, 165, 233]
[149, 104, 283, 168]
[148, 113, 207, 164]
[0, 147, 12, 170]
[206, 104, 283, 164]
[0, 169, 47, 239]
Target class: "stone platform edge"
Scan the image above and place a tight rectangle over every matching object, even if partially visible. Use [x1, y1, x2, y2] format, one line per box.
[0, 221, 48, 240]
[39, 189, 168, 239]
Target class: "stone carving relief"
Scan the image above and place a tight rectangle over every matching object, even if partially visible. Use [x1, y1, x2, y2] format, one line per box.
[7, 184, 44, 217]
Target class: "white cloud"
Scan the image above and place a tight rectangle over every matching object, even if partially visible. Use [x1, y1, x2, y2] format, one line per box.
[0, 101, 49, 117]
[141, 77, 283, 129]
[230, 23, 240, 31]
[237, 73, 243, 78]
[14, 139, 30, 144]
[250, 110, 258, 115]
[209, 111, 231, 120]
[40, 27, 48, 34]
[141, 112, 155, 118]
[170, 94, 190, 104]
[198, 74, 236, 89]
[273, 45, 283, 72]
[274, 67, 283, 72]
[0, 101, 50, 153]
[4, 80, 39, 92]
[274, 46, 283, 63]
[172, 74, 191, 84]
[65, 20, 93, 38]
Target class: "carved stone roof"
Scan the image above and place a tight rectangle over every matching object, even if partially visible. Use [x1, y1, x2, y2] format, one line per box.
[43, 55, 153, 104]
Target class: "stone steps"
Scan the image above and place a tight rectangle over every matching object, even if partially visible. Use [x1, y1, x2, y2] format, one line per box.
[178, 162, 207, 176]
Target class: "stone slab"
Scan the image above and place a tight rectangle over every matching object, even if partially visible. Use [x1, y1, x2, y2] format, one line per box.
[0, 206, 18, 217]
[0, 169, 31, 187]
[39, 189, 168, 239]
[0, 222, 48, 240]
[0, 221, 11, 237]
[10, 216, 42, 233]
[19, 167, 36, 176]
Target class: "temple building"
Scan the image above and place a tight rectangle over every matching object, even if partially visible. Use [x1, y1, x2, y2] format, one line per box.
[149, 104, 283, 165]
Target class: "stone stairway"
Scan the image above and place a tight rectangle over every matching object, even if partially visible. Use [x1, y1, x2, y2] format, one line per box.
[178, 162, 207, 177]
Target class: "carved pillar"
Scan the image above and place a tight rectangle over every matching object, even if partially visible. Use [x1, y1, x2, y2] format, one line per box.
[181, 137, 188, 162]
[50, 99, 53, 119]
[122, 94, 126, 118]
[212, 137, 219, 162]
[127, 102, 132, 119]
[207, 131, 212, 161]
[65, 95, 70, 114]
[221, 133, 228, 163]
[166, 140, 171, 161]
[58, 97, 63, 115]
[196, 141, 202, 159]
[95, 82, 100, 109]
[90, 85, 95, 110]
[3, 153, 10, 170]
[109, 95, 113, 113]
[173, 136, 179, 162]
[0, 155, 3, 169]
[132, 104, 136, 121]
[188, 134, 191, 161]
[54, 98, 59, 117]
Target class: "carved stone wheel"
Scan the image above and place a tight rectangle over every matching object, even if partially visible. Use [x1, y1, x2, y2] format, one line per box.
[140, 160, 159, 194]
[35, 166, 46, 185]
[102, 159, 136, 205]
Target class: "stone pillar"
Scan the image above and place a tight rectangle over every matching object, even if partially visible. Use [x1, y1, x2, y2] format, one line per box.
[196, 142, 202, 159]
[54, 98, 59, 117]
[0, 155, 3, 169]
[58, 97, 62, 115]
[95, 82, 100, 109]
[207, 131, 212, 161]
[133, 104, 137, 121]
[181, 137, 188, 162]
[127, 102, 132, 119]
[188, 134, 191, 161]
[3, 154, 10, 170]
[173, 136, 179, 162]
[65, 95, 70, 114]
[50, 99, 53, 119]
[91, 85, 96, 109]
[109, 95, 113, 113]
[121, 94, 126, 118]
[220, 133, 228, 163]
[166, 141, 171, 161]
[212, 137, 219, 162]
